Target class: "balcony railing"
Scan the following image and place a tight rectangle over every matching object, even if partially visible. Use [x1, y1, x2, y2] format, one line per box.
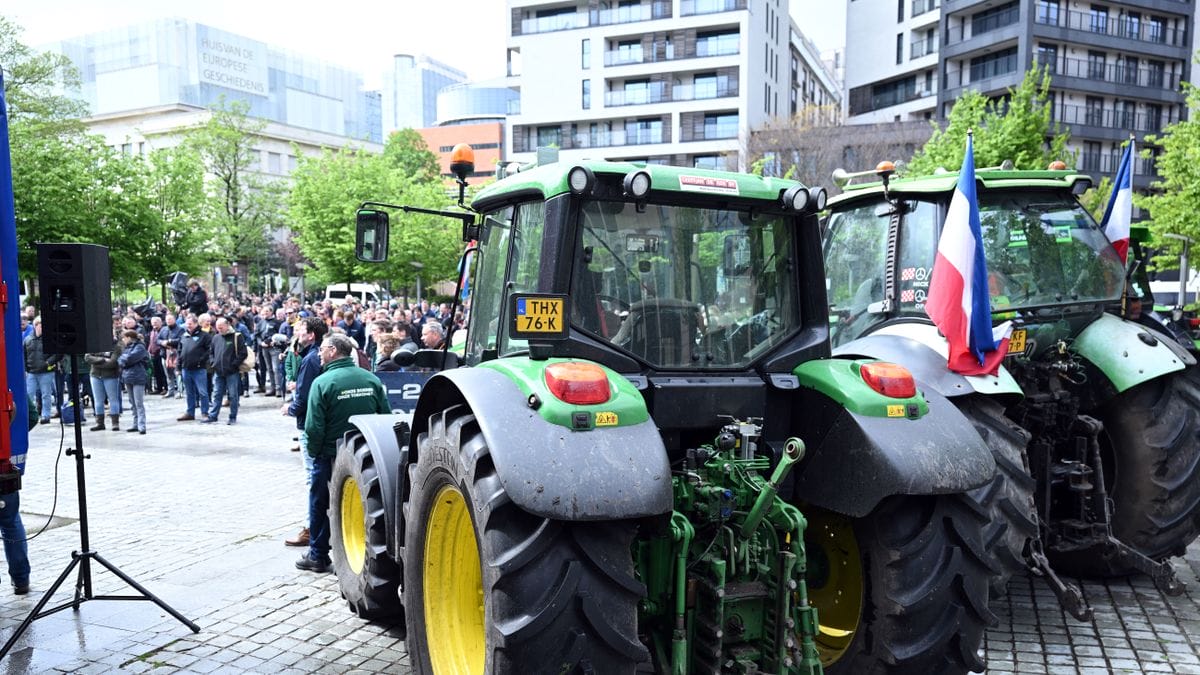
[517, 128, 667, 152]
[684, 122, 739, 141]
[606, 84, 669, 106]
[696, 38, 740, 58]
[672, 82, 738, 101]
[967, 52, 1019, 83]
[595, 1, 671, 26]
[910, 35, 939, 59]
[681, 0, 746, 17]
[911, 0, 939, 17]
[520, 11, 589, 35]
[1079, 152, 1157, 177]
[603, 38, 737, 66]
[1035, 9, 1189, 48]
[946, 5, 1018, 44]
[1058, 104, 1176, 133]
[1054, 57, 1180, 91]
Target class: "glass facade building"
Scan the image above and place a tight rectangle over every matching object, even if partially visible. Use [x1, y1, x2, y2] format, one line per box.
[49, 18, 382, 143]
[435, 81, 519, 126]
[382, 54, 467, 134]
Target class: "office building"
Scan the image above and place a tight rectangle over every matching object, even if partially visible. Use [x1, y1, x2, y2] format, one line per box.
[382, 54, 468, 135]
[504, 0, 840, 170]
[416, 81, 519, 180]
[845, 0, 1196, 188]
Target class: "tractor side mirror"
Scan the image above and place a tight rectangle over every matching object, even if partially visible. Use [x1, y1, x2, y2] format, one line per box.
[722, 234, 751, 278]
[356, 210, 390, 262]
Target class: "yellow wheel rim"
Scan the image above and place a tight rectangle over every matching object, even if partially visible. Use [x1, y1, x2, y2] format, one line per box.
[424, 484, 485, 674]
[340, 477, 366, 575]
[805, 510, 864, 666]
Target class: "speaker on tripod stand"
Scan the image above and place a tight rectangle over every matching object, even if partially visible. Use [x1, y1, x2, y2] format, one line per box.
[0, 243, 199, 659]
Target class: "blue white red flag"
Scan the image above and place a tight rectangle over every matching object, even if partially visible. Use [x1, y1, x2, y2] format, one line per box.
[0, 68, 30, 471]
[924, 135, 1013, 376]
[1100, 139, 1133, 265]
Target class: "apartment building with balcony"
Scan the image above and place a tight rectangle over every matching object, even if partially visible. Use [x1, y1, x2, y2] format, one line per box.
[845, 0, 943, 123]
[504, 0, 838, 170]
[847, 0, 1197, 188]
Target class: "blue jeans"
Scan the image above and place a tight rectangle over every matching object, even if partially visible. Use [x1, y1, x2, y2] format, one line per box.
[127, 384, 146, 431]
[308, 455, 333, 562]
[209, 373, 239, 421]
[26, 371, 56, 420]
[182, 368, 209, 417]
[0, 490, 30, 589]
[90, 376, 122, 417]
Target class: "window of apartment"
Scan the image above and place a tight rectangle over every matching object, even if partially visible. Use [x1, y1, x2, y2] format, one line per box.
[869, 75, 916, 111]
[969, 46, 1018, 82]
[1085, 96, 1104, 126]
[615, 39, 643, 64]
[1146, 103, 1163, 132]
[1087, 51, 1106, 80]
[896, 34, 904, 64]
[1148, 60, 1166, 88]
[1117, 100, 1135, 130]
[971, 2, 1018, 35]
[1036, 43, 1059, 74]
[269, 152, 281, 174]
[1082, 140, 1102, 171]
[1089, 5, 1108, 34]
[1148, 16, 1166, 44]
[1121, 12, 1141, 40]
[791, 55, 799, 83]
[582, 39, 590, 69]
[924, 70, 934, 95]
[625, 117, 663, 144]
[624, 78, 650, 104]
[693, 154, 722, 170]
[537, 125, 562, 148]
[1036, 0, 1060, 26]
[1120, 56, 1139, 86]
[582, 80, 591, 109]
[898, 0, 905, 22]
[694, 72, 719, 98]
[288, 155, 298, 173]
[696, 30, 739, 57]
[703, 112, 738, 139]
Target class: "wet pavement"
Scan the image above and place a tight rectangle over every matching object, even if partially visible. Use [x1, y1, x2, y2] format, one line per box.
[2, 390, 1200, 673]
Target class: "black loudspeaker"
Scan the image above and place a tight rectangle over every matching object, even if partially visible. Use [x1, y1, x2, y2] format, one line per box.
[37, 243, 113, 354]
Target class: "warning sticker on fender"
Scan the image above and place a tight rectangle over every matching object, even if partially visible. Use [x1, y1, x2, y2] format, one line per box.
[886, 404, 906, 418]
[595, 412, 619, 426]
[679, 175, 739, 195]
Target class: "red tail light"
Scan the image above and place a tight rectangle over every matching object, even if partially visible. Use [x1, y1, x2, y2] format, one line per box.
[860, 362, 917, 399]
[1189, 318, 1200, 329]
[545, 362, 611, 405]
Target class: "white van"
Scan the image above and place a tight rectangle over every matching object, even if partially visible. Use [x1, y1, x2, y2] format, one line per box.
[325, 283, 390, 306]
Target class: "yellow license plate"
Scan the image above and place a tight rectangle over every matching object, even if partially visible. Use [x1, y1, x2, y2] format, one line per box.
[1007, 328, 1027, 354]
[515, 297, 564, 333]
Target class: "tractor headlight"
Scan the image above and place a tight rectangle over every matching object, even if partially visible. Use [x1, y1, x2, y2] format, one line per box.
[623, 170, 651, 199]
[782, 185, 810, 212]
[568, 166, 595, 195]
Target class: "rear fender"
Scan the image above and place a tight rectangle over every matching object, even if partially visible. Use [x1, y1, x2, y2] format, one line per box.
[1074, 313, 1193, 394]
[790, 385, 995, 518]
[408, 366, 672, 520]
[836, 323, 1023, 402]
[345, 414, 410, 559]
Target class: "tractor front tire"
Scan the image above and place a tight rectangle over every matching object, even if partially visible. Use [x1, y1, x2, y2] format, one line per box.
[403, 404, 648, 674]
[811, 495, 993, 675]
[956, 396, 1037, 596]
[329, 433, 404, 621]
[1060, 366, 1200, 576]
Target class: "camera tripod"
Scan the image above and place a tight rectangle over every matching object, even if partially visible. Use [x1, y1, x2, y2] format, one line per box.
[0, 358, 199, 659]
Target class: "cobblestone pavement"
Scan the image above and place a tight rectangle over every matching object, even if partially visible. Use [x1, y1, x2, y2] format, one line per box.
[2, 389, 1200, 673]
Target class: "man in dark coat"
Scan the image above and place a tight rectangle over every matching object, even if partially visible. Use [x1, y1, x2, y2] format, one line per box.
[205, 317, 247, 425]
[176, 315, 213, 421]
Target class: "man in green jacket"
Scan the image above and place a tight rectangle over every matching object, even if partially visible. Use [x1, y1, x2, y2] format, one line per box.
[296, 333, 390, 573]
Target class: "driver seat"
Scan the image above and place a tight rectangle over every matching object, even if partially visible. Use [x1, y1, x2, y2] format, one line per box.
[624, 298, 701, 367]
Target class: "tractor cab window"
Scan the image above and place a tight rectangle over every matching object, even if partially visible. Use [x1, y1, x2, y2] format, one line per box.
[896, 200, 940, 317]
[824, 201, 888, 346]
[465, 205, 514, 365]
[572, 200, 798, 369]
[977, 191, 1124, 309]
[500, 201, 548, 356]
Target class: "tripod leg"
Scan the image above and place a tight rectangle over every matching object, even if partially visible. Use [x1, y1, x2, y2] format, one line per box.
[90, 553, 200, 633]
[0, 556, 83, 659]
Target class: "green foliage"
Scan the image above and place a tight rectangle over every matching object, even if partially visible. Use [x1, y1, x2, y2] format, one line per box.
[1078, 176, 1114, 224]
[383, 128, 440, 183]
[287, 146, 461, 290]
[1135, 82, 1200, 268]
[0, 15, 86, 130]
[906, 67, 1071, 175]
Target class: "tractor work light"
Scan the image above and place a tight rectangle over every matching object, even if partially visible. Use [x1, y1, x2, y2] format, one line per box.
[812, 186, 828, 211]
[568, 166, 596, 195]
[859, 362, 917, 399]
[544, 362, 611, 406]
[623, 170, 651, 199]
[781, 185, 809, 212]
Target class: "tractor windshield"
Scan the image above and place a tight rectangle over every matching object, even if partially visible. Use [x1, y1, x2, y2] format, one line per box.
[571, 201, 799, 369]
[977, 191, 1125, 311]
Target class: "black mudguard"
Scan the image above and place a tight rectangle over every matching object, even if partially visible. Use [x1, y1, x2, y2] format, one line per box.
[408, 368, 672, 521]
[346, 414, 410, 559]
[790, 386, 995, 518]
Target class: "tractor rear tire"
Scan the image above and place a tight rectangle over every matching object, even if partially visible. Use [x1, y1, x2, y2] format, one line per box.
[956, 396, 1037, 596]
[329, 432, 404, 621]
[403, 404, 648, 674]
[813, 495, 993, 675]
[1059, 366, 1200, 577]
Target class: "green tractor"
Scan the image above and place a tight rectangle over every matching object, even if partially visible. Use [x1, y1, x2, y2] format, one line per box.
[330, 149, 998, 673]
[823, 163, 1200, 618]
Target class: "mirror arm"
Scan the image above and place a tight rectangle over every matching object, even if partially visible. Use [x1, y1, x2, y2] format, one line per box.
[359, 201, 478, 242]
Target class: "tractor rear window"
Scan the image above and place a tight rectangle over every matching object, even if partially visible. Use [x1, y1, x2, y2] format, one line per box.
[572, 201, 799, 369]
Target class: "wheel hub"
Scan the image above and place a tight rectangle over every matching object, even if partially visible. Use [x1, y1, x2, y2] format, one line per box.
[424, 484, 485, 674]
[804, 511, 864, 666]
[340, 477, 366, 574]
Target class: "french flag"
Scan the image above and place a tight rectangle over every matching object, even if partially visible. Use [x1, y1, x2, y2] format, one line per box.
[1100, 138, 1133, 265]
[925, 134, 1013, 376]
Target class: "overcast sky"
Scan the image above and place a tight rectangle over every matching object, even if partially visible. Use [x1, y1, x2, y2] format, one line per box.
[6, 0, 845, 86]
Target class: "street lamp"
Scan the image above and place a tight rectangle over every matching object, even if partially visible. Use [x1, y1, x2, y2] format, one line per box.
[1164, 233, 1193, 309]
[410, 261, 425, 306]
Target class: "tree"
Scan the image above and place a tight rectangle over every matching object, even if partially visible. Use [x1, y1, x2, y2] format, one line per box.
[140, 145, 211, 294]
[1135, 81, 1200, 266]
[187, 96, 283, 269]
[0, 15, 85, 130]
[383, 128, 440, 182]
[906, 66, 1071, 175]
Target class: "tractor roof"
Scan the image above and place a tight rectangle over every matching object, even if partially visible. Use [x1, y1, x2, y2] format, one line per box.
[471, 160, 804, 212]
[827, 169, 1091, 207]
